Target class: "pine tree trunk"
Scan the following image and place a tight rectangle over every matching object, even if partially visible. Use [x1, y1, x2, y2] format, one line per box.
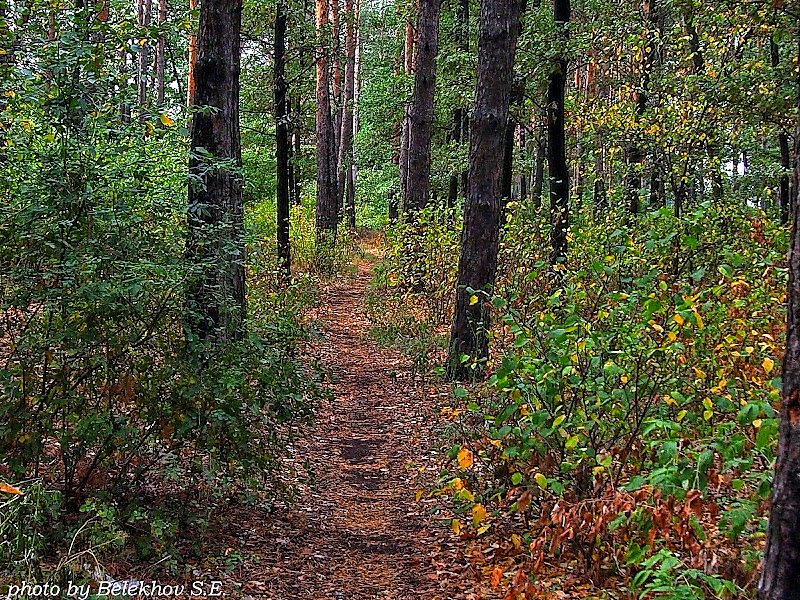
[315, 0, 338, 244]
[185, 0, 245, 346]
[156, 0, 166, 107]
[404, 0, 441, 217]
[398, 18, 414, 206]
[338, 0, 357, 229]
[447, 0, 523, 381]
[548, 0, 570, 265]
[275, 0, 291, 281]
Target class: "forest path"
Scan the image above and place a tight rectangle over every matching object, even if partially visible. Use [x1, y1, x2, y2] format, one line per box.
[229, 241, 474, 600]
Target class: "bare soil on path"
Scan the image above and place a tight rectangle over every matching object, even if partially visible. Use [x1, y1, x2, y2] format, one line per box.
[225, 253, 476, 600]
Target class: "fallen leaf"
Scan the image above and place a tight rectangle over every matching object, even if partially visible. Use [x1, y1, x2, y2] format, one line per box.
[491, 566, 503, 588]
[0, 482, 21, 495]
[458, 447, 474, 469]
[452, 518, 461, 535]
[472, 503, 487, 526]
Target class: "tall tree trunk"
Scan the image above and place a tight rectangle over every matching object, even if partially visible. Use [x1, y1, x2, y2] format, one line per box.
[293, 97, 302, 204]
[275, 0, 291, 281]
[185, 0, 244, 346]
[398, 18, 413, 206]
[137, 0, 152, 117]
[759, 27, 800, 598]
[315, 0, 338, 244]
[404, 0, 441, 217]
[548, 0, 570, 266]
[337, 0, 356, 229]
[187, 0, 198, 106]
[447, 0, 523, 381]
[156, 0, 166, 107]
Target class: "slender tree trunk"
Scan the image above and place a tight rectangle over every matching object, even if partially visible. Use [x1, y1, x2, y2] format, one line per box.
[548, 0, 570, 265]
[315, 0, 338, 244]
[187, 0, 197, 106]
[404, 0, 441, 217]
[275, 0, 291, 281]
[185, 0, 244, 345]
[137, 0, 152, 117]
[447, 0, 523, 381]
[398, 18, 414, 206]
[337, 0, 357, 228]
[293, 97, 302, 204]
[156, 0, 166, 107]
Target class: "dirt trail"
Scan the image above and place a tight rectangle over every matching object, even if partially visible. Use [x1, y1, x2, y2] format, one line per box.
[230, 254, 472, 600]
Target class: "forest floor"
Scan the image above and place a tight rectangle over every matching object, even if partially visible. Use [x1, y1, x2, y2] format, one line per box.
[208, 239, 483, 600]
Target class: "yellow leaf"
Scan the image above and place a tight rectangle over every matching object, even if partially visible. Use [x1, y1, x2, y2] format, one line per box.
[693, 367, 706, 379]
[677, 409, 687, 421]
[753, 419, 763, 428]
[452, 518, 461, 535]
[693, 310, 705, 329]
[553, 415, 565, 427]
[0, 482, 22, 495]
[457, 447, 473, 469]
[469, 295, 478, 306]
[703, 410, 713, 421]
[472, 503, 487, 525]
[160, 113, 174, 127]
[452, 477, 464, 491]
[667, 331, 677, 342]
[535, 473, 548, 489]
[763, 357, 775, 374]
[415, 489, 424, 502]
[511, 533, 522, 549]
[674, 314, 685, 326]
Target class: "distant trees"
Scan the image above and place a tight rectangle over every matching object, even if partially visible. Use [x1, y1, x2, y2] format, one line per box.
[185, 0, 245, 344]
[447, 0, 523, 380]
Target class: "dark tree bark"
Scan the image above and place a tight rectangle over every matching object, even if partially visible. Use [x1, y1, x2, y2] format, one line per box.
[275, 0, 291, 281]
[398, 18, 413, 206]
[337, 0, 357, 229]
[404, 0, 442, 217]
[759, 25, 800, 599]
[548, 0, 570, 266]
[293, 97, 302, 205]
[185, 0, 245, 345]
[447, 0, 523, 381]
[315, 0, 338, 244]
